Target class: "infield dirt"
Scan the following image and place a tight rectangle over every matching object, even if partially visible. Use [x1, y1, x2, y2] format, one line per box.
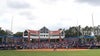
[17, 49, 89, 52]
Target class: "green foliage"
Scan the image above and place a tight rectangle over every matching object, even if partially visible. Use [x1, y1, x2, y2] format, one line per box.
[65, 26, 95, 37]
[65, 26, 82, 37]
[95, 35, 100, 42]
[0, 29, 7, 35]
[14, 32, 23, 37]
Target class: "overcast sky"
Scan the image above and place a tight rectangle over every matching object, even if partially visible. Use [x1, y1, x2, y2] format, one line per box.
[0, 0, 100, 33]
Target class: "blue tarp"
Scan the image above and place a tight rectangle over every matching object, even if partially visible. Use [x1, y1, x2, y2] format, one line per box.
[0, 35, 22, 38]
[65, 36, 81, 38]
[65, 35, 95, 39]
[0, 35, 6, 38]
[83, 35, 95, 38]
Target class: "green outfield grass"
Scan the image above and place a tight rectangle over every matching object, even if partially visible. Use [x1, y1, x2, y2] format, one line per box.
[0, 49, 100, 56]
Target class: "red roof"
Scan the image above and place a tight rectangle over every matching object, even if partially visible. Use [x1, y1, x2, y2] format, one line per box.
[28, 30, 60, 35]
[28, 30, 39, 34]
[49, 30, 60, 35]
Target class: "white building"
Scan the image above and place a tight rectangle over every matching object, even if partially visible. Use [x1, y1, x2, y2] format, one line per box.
[23, 27, 65, 40]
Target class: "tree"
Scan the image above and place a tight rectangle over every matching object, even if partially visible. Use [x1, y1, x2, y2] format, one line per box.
[0, 28, 7, 42]
[14, 32, 23, 37]
[95, 35, 100, 42]
[65, 26, 82, 37]
[0, 29, 7, 35]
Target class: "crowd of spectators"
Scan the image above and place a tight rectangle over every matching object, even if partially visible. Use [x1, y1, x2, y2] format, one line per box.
[23, 38, 97, 49]
[0, 38, 99, 50]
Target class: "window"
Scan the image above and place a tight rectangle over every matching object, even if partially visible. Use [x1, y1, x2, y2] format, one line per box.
[31, 34, 38, 36]
[24, 33, 28, 36]
[51, 35, 58, 36]
[40, 27, 49, 33]
[24, 30, 28, 36]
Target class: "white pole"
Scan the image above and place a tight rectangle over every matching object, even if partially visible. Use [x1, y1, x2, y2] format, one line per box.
[77, 18, 78, 27]
[92, 12, 96, 42]
[92, 13, 94, 31]
[11, 16, 13, 35]
[91, 13, 95, 36]
[76, 18, 79, 37]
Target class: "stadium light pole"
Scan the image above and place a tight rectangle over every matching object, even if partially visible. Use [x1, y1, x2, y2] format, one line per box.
[11, 16, 13, 34]
[76, 18, 79, 37]
[92, 13, 94, 33]
[11, 16, 14, 44]
[91, 12, 97, 42]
